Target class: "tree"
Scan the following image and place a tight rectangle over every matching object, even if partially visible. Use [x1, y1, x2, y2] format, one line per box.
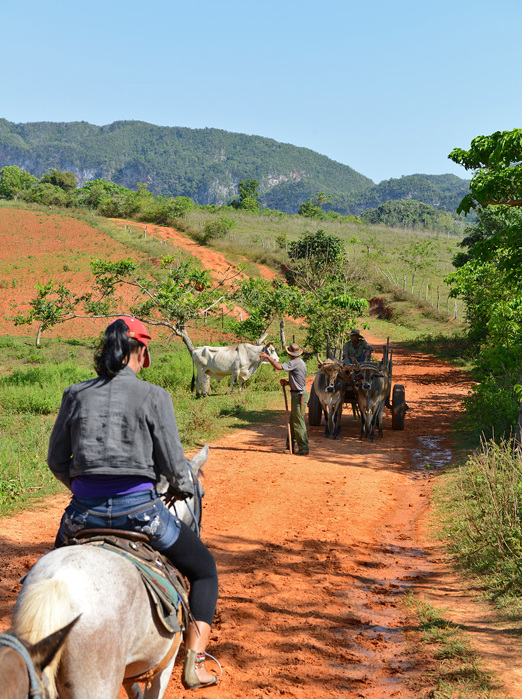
[74, 178, 134, 216]
[285, 229, 368, 352]
[233, 277, 303, 348]
[361, 199, 459, 234]
[448, 129, 522, 441]
[232, 179, 260, 211]
[298, 192, 336, 219]
[28, 183, 70, 207]
[0, 165, 38, 200]
[11, 257, 238, 354]
[398, 240, 435, 294]
[40, 168, 77, 192]
[11, 276, 115, 346]
[287, 229, 346, 292]
[302, 290, 368, 355]
[201, 215, 234, 243]
[449, 129, 522, 213]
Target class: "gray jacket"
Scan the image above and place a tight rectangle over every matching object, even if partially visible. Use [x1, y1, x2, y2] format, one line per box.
[47, 365, 194, 494]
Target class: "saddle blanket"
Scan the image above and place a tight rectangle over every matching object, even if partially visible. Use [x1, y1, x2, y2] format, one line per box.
[76, 534, 190, 634]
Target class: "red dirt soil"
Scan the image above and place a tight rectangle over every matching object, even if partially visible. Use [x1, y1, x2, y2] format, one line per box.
[3, 215, 522, 696]
[109, 219, 277, 283]
[0, 209, 151, 339]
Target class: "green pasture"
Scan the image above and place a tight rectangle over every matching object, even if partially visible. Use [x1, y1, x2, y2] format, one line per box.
[185, 206, 465, 321]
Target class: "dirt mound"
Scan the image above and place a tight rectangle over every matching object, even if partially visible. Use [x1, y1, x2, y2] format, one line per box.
[369, 296, 394, 320]
[0, 209, 277, 343]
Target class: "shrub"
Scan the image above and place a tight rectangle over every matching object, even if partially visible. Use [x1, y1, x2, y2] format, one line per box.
[446, 439, 522, 595]
[201, 215, 235, 243]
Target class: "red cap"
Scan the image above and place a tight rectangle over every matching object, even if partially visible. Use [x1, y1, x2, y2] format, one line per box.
[112, 317, 152, 367]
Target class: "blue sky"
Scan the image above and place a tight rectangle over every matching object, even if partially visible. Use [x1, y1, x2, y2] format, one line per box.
[1, 0, 520, 184]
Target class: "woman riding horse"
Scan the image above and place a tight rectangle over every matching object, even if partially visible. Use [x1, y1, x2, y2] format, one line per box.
[47, 317, 219, 690]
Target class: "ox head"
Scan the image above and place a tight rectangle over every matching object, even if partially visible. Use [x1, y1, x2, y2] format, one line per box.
[349, 361, 385, 391]
[317, 356, 345, 393]
[261, 342, 279, 363]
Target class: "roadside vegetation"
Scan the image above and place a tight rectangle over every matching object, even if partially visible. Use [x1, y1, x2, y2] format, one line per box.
[404, 594, 509, 698]
[401, 129, 522, 696]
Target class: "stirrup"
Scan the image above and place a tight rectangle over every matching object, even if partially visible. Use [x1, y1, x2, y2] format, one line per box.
[182, 648, 222, 690]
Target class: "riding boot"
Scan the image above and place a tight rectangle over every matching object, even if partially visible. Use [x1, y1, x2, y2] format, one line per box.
[182, 649, 218, 690]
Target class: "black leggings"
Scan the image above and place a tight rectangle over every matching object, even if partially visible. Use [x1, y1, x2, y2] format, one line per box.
[163, 521, 218, 626]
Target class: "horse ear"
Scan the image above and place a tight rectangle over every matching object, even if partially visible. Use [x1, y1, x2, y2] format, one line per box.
[31, 616, 80, 672]
[189, 445, 209, 475]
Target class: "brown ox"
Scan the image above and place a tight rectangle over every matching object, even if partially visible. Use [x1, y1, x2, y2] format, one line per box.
[312, 357, 351, 439]
[350, 361, 391, 442]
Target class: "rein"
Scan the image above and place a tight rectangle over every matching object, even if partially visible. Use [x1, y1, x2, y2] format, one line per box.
[187, 471, 203, 537]
[0, 632, 47, 698]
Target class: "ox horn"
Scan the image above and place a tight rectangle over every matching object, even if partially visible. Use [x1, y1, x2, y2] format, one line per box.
[317, 354, 325, 366]
[256, 332, 268, 346]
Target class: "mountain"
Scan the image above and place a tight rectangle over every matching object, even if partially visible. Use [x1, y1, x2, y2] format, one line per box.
[320, 174, 470, 217]
[0, 119, 372, 208]
[0, 119, 470, 214]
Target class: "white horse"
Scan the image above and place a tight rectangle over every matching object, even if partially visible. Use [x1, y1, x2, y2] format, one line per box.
[10, 446, 209, 699]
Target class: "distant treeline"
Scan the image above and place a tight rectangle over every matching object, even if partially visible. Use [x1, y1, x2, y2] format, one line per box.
[0, 165, 464, 235]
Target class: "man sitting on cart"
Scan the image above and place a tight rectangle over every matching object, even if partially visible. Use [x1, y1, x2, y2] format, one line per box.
[343, 329, 373, 364]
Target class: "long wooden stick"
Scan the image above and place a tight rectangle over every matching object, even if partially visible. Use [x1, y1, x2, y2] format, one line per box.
[282, 384, 293, 454]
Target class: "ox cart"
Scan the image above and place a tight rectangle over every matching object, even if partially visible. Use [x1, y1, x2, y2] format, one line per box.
[308, 338, 406, 432]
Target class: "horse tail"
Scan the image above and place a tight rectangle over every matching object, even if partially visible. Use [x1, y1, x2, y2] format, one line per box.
[191, 358, 195, 392]
[13, 579, 73, 699]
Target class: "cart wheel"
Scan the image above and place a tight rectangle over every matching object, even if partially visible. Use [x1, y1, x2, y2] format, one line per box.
[308, 384, 322, 426]
[391, 384, 406, 430]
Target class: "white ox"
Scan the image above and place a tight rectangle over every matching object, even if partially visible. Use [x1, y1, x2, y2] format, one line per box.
[191, 342, 279, 397]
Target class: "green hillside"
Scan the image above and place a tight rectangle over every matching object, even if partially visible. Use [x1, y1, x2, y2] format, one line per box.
[323, 174, 470, 216]
[0, 119, 469, 214]
[0, 119, 372, 208]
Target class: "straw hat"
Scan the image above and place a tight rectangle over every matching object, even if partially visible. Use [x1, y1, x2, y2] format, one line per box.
[286, 342, 303, 357]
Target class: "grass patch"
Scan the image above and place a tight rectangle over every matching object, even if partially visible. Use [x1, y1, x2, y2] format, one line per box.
[0, 413, 63, 516]
[404, 593, 509, 698]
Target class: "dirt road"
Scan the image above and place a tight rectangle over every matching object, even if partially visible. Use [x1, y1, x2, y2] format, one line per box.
[4, 337, 512, 698]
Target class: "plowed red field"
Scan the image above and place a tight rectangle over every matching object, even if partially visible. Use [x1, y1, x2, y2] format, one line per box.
[0, 209, 147, 339]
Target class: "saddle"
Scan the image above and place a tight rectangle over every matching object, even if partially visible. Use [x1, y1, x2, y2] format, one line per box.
[69, 528, 192, 634]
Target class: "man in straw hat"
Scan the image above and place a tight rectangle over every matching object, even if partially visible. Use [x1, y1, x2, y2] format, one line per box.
[343, 329, 373, 364]
[260, 343, 309, 456]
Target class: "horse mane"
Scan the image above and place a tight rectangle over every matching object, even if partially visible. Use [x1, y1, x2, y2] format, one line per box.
[13, 578, 72, 699]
